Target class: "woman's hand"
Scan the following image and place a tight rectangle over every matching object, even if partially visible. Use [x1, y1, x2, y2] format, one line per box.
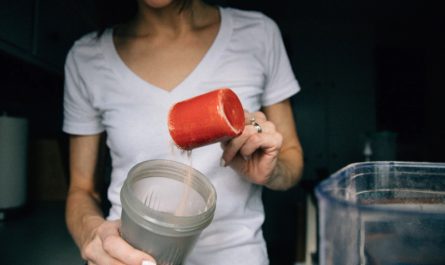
[66, 134, 157, 265]
[81, 219, 156, 265]
[220, 100, 303, 190]
[221, 111, 282, 186]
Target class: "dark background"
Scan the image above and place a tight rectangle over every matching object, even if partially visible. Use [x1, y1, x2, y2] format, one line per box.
[0, 0, 444, 264]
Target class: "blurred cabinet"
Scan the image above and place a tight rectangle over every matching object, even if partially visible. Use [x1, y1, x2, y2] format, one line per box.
[0, 0, 34, 52]
[289, 21, 376, 180]
[34, 0, 94, 69]
[0, 0, 94, 73]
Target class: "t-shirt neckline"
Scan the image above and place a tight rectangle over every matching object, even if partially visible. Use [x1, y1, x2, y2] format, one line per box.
[101, 7, 232, 96]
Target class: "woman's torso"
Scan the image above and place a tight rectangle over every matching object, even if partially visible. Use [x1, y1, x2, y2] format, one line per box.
[63, 6, 299, 264]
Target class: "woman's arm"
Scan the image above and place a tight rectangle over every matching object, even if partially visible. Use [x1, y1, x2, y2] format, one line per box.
[66, 134, 104, 252]
[66, 134, 156, 265]
[261, 99, 303, 190]
[221, 99, 303, 190]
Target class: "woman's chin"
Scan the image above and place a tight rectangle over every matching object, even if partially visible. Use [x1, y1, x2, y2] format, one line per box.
[141, 0, 175, 9]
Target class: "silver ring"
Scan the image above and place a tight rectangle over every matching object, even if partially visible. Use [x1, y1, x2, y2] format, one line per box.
[252, 122, 262, 133]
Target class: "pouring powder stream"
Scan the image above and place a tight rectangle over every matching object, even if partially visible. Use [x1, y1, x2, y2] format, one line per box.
[174, 149, 193, 216]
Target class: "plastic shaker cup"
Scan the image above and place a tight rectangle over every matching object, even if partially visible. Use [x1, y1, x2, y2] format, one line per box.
[120, 160, 217, 265]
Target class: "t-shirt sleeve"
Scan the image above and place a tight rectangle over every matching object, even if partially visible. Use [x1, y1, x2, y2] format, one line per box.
[62, 48, 104, 135]
[261, 15, 301, 106]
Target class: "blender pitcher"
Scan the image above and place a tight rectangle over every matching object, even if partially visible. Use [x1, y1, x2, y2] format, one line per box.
[315, 162, 445, 265]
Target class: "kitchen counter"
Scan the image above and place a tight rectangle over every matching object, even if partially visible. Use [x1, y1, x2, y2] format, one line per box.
[1, 196, 308, 265]
[0, 201, 83, 265]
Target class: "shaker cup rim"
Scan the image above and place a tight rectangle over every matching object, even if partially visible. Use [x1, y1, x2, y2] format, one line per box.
[121, 159, 217, 236]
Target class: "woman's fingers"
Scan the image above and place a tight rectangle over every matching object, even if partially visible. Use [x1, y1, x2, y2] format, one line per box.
[100, 221, 156, 265]
[238, 127, 282, 159]
[102, 233, 155, 265]
[244, 111, 267, 125]
[84, 236, 124, 265]
[83, 220, 156, 265]
[222, 126, 253, 163]
[222, 117, 280, 164]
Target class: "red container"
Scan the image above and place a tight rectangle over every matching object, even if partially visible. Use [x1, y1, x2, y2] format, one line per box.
[168, 88, 245, 150]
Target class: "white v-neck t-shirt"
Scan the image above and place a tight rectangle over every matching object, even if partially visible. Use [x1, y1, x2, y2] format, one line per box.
[63, 7, 300, 265]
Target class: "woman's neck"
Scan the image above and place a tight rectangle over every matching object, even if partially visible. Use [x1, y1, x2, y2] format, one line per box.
[123, 0, 218, 38]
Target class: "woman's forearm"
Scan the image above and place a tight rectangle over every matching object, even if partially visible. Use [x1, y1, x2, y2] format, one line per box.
[265, 146, 303, 191]
[66, 188, 105, 250]
[66, 134, 104, 249]
[260, 100, 304, 191]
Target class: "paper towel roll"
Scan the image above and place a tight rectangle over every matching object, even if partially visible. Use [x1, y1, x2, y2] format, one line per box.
[0, 115, 28, 209]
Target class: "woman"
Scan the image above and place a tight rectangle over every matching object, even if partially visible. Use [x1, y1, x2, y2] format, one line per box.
[63, 0, 304, 264]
